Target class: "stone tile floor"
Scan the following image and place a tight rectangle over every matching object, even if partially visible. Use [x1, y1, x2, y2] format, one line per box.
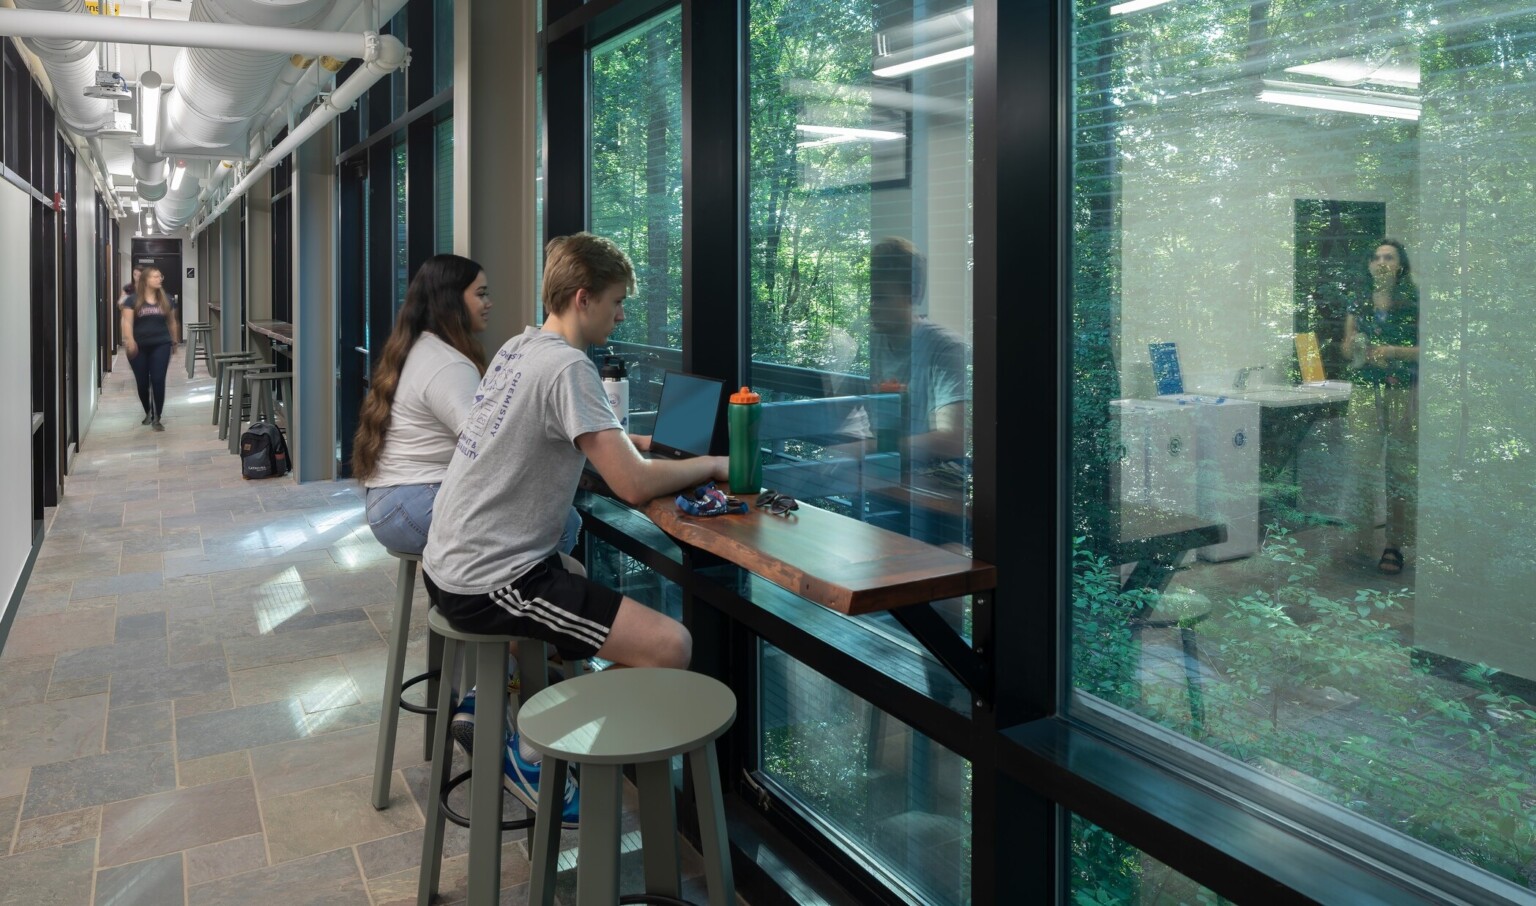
[0, 353, 731, 905]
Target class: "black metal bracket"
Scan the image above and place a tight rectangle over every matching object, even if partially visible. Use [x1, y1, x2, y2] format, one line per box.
[889, 597, 990, 705]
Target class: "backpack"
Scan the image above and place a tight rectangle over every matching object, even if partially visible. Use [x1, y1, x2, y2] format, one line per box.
[240, 421, 290, 479]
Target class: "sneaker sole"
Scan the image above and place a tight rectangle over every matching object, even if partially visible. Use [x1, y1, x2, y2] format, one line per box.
[506, 755, 580, 829]
[450, 718, 476, 755]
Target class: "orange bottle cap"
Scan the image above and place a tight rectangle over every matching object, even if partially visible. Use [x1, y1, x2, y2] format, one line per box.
[730, 386, 760, 404]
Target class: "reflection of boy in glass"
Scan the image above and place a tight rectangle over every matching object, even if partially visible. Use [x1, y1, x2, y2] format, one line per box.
[869, 237, 970, 467]
[1342, 238, 1419, 575]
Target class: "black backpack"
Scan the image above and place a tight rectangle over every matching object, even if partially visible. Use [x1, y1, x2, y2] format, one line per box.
[240, 421, 289, 479]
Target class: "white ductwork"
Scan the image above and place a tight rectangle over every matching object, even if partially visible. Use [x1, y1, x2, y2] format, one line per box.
[189, 31, 407, 235]
[13, 0, 116, 135]
[161, 0, 341, 155]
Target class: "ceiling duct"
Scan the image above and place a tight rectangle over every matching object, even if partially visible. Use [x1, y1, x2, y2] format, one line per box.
[13, 0, 117, 135]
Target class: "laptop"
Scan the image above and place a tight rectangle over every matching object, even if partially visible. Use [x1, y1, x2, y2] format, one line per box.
[646, 370, 730, 459]
[580, 370, 729, 496]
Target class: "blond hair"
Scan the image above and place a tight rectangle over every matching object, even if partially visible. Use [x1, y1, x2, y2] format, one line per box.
[541, 233, 635, 315]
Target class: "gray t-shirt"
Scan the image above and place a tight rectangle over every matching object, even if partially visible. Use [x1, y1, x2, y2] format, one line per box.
[364, 332, 481, 489]
[870, 317, 970, 439]
[423, 327, 620, 595]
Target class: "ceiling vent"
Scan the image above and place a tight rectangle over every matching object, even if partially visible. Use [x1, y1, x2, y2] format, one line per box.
[98, 111, 137, 137]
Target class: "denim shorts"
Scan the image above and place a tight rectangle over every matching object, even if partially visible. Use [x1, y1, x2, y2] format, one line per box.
[365, 483, 439, 555]
[365, 484, 583, 557]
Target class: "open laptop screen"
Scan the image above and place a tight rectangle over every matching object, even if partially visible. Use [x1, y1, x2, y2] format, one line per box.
[649, 371, 728, 459]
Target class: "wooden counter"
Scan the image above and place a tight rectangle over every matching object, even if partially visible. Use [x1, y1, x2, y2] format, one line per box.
[248, 319, 294, 345]
[643, 494, 995, 615]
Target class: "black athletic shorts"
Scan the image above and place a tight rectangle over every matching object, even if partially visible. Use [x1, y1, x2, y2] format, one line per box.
[423, 554, 623, 660]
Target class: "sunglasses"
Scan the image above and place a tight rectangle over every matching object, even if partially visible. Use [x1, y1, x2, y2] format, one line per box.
[755, 490, 799, 516]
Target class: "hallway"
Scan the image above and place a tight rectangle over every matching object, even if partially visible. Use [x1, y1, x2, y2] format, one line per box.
[0, 355, 645, 904]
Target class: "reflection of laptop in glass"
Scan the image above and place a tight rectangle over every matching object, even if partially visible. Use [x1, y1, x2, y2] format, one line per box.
[646, 371, 729, 459]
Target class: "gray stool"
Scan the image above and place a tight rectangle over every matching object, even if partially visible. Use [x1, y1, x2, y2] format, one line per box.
[371, 550, 444, 810]
[210, 352, 260, 427]
[523, 668, 737, 906]
[185, 323, 214, 377]
[418, 608, 552, 906]
[243, 371, 295, 459]
[224, 362, 276, 449]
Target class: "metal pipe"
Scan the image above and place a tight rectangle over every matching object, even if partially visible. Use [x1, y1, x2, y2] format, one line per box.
[190, 32, 405, 235]
[0, 6, 377, 59]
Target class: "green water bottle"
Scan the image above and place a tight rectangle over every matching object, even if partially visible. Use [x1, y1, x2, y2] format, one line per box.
[728, 386, 762, 496]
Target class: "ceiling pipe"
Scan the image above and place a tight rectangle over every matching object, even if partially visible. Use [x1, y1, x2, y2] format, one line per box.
[0, 6, 381, 59]
[190, 31, 406, 236]
[12, 0, 117, 135]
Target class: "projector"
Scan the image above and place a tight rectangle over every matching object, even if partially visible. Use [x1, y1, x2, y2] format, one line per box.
[84, 70, 131, 101]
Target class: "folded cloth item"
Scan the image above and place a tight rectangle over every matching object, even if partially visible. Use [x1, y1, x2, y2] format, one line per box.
[675, 482, 747, 516]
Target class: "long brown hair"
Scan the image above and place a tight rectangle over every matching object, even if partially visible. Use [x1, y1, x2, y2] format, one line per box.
[351, 254, 488, 482]
[132, 266, 179, 341]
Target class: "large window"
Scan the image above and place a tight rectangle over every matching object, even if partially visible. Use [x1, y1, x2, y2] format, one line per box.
[744, 2, 978, 902]
[1070, 0, 1536, 892]
[747, 1, 975, 556]
[589, 9, 683, 413]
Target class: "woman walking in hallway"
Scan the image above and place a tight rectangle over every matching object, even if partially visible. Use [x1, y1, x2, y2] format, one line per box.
[121, 265, 179, 431]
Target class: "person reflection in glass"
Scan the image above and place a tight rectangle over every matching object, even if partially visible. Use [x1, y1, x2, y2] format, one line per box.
[1342, 238, 1419, 575]
[869, 237, 971, 471]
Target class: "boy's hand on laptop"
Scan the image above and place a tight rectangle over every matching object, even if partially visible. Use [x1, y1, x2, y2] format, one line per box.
[629, 433, 652, 453]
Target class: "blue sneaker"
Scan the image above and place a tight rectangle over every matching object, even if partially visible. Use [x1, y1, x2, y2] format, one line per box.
[505, 733, 580, 828]
[449, 688, 478, 754]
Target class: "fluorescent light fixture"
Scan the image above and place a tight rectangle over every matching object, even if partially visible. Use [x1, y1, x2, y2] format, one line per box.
[138, 70, 162, 148]
[1259, 88, 1420, 120]
[1111, 0, 1173, 14]
[796, 124, 905, 141]
[873, 45, 973, 78]
[1285, 55, 1420, 89]
[132, 198, 140, 213]
[169, 160, 186, 191]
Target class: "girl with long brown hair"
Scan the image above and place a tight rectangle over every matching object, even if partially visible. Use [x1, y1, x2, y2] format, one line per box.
[353, 254, 492, 554]
[120, 265, 179, 430]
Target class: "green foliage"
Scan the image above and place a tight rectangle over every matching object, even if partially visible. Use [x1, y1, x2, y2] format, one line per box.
[1070, 531, 1536, 892]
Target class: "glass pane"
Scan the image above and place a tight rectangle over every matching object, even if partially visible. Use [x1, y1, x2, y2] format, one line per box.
[535, 70, 544, 301]
[760, 643, 971, 906]
[434, 0, 454, 95]
[1070, 814, 1228, 905]
[390, 9, 408, 120]
[589, 8, 683, 413]
[434, 116, 453, 254]
[394, 139, 408, 308]
[746, 1, 975, 559]
[1070, 0, 1536, 888]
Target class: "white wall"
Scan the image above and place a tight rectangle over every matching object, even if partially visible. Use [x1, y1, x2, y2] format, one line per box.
[76, 157, 98, 434]
[0, 181, 34, 620]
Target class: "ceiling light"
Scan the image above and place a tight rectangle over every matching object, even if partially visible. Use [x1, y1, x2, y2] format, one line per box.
[795, 124, 905, 141]
[873, 45, 973, 78]
[170, 160, 186, 192]
[138, 70, 162, 148]
[1111, 0, 1174, 13]
[1259, 89, 1420, 121]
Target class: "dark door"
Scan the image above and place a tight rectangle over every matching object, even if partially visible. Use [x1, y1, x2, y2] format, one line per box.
[132, 236, 184, 326]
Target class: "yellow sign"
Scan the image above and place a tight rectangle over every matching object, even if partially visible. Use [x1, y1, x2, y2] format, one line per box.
[84, 2, 121, 14]
[1295, 331, 1325, 382]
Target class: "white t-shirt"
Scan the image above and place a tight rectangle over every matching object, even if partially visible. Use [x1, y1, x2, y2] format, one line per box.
[424, 327, 620, 594]
[365, 332, 482, 488]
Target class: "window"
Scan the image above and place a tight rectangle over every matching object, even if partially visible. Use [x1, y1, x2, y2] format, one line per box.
[434, 116, 453, 255]
[589, 9, 683, 410]
[1070, 0, 1536, 891]
[744, 3, 978, 900]
[1070, 815, 1225, 904]
[747, 1, 975, 558]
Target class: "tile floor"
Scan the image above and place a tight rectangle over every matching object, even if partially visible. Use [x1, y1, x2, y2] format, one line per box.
[0, 352, 729, 905]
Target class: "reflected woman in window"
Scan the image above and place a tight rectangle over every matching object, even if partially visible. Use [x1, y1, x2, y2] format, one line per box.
[352, 255, 492, 555]
[1343, 238, 1419, 575]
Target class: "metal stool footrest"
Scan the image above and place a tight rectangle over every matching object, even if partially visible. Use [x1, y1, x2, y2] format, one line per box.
[618, 896, 697, 906]
[439, 769, 537, 832]
[397, 668, 440, 716]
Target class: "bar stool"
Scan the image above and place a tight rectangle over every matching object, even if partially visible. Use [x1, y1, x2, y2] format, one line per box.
[417, 608, 552, 906]
[370, 550, 443, 810]
[523, 668, 737, 906]
[243, 370, 295, 445]
[185, 323, 214, 378]
[210, 352, 260, 427]
[224, 362, 276, 450]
